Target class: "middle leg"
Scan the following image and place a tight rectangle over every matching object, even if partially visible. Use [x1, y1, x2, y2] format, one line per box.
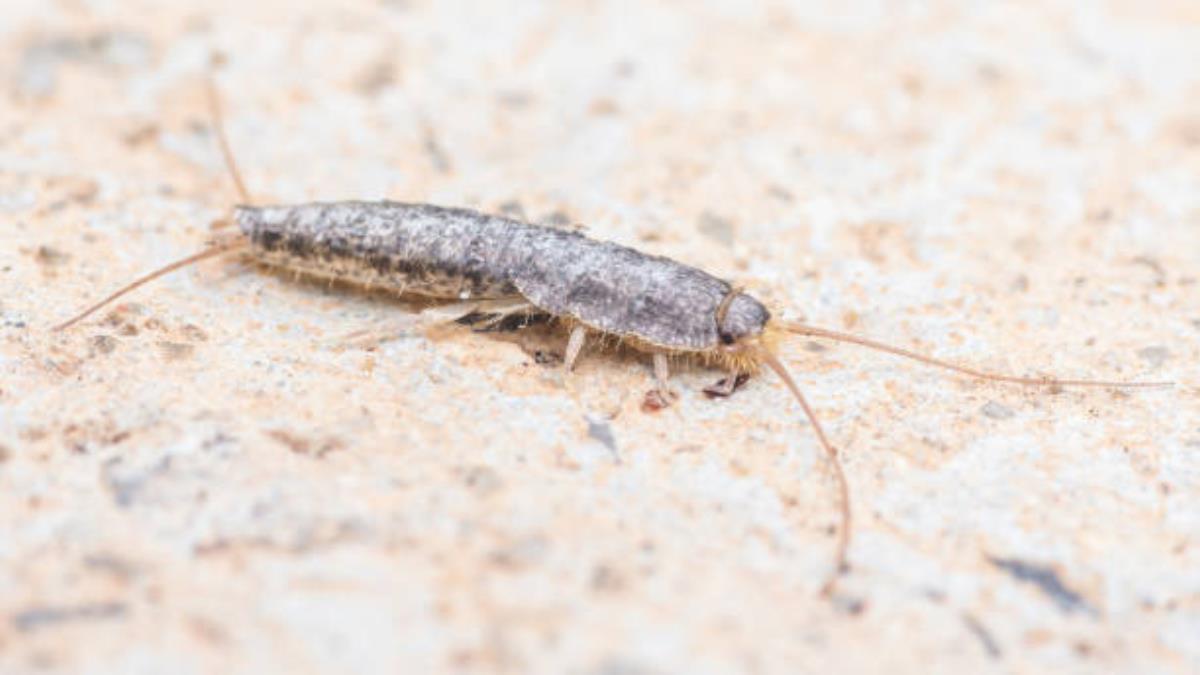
[642, 352, 680, 411]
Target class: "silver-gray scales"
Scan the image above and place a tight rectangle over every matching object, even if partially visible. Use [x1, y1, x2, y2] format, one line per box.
[239, 201, 771, 352]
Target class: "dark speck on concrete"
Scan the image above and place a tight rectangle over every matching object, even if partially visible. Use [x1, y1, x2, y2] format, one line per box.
[1136, 346, 1169, 368]
[12, 602, 127, 632]
[697, 211, 735, 247]
[987, 555, 1096, 616]
[460, 465, 503, 496]
[539, 210, 573, 228]
[586, 414, 619, 463]
[103, 455, 171, 508]
[356, 58, 397, 95]
[82, 554, 139, 580]
[16, 31, 152, 98]
[34, 245, 71, 266]
[156, 341, 195, 361]
[831, 592, 867, 616]
[489, 535, 549, 570]
[497, 200, 528, 220]
[981, 401, 1014, 420]
[420, 118, 452, 173]
[766, 184, 795, 202]
[90, 334, 118, 356]
[961, 612, 1003, 659]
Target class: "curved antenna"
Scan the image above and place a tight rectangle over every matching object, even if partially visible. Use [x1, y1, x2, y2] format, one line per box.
[784, 322, 1173, 389]
[205, 74, 252, 205]
[758, 346, 850, 598]
[55, 68, 257, 332]
[52, 238, 247, 332]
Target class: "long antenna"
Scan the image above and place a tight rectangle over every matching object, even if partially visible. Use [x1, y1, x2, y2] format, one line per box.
[784, 322, 1173, 389]
[205, 73, 252, 205]
[759, 347, 851, 598]
[52, 239, 246, 332]
[55, 69, 257, 332]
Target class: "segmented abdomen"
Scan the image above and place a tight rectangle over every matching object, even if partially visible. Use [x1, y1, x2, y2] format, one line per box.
[238, 202, 521, 301]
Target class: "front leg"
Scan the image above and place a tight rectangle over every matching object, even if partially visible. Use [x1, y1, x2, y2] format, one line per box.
[703, 373, 751, 398]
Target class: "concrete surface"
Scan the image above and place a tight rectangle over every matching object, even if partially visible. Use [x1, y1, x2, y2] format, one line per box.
[2, 1, 1197, 673]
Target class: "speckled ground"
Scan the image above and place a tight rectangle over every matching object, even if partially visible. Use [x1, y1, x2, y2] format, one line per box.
[2, 1, 1198, 673]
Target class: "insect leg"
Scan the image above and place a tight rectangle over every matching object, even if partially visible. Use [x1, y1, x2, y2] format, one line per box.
[564, 325, 587, 371]
[456, 298, 543, 332]
[339, 298, 534, 349]
[703, 373, 751, 398]
[641, 353, 681, 411]
[653, 353, 671, 389]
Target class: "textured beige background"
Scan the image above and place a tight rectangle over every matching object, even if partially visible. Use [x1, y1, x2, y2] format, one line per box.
[2, 1, 1198, 673]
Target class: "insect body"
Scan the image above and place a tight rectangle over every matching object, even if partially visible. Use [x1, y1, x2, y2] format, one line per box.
[241, 200, 769, 373]
[53, 79, 1170, 599]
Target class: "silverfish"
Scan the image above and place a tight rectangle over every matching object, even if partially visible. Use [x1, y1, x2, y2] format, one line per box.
[53, 79, 1171, 597]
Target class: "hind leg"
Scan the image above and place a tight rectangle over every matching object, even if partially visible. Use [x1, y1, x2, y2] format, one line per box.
[338, 297, 535, 349]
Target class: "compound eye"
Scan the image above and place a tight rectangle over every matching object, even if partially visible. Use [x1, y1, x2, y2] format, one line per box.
[719, 331, 735, 346]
